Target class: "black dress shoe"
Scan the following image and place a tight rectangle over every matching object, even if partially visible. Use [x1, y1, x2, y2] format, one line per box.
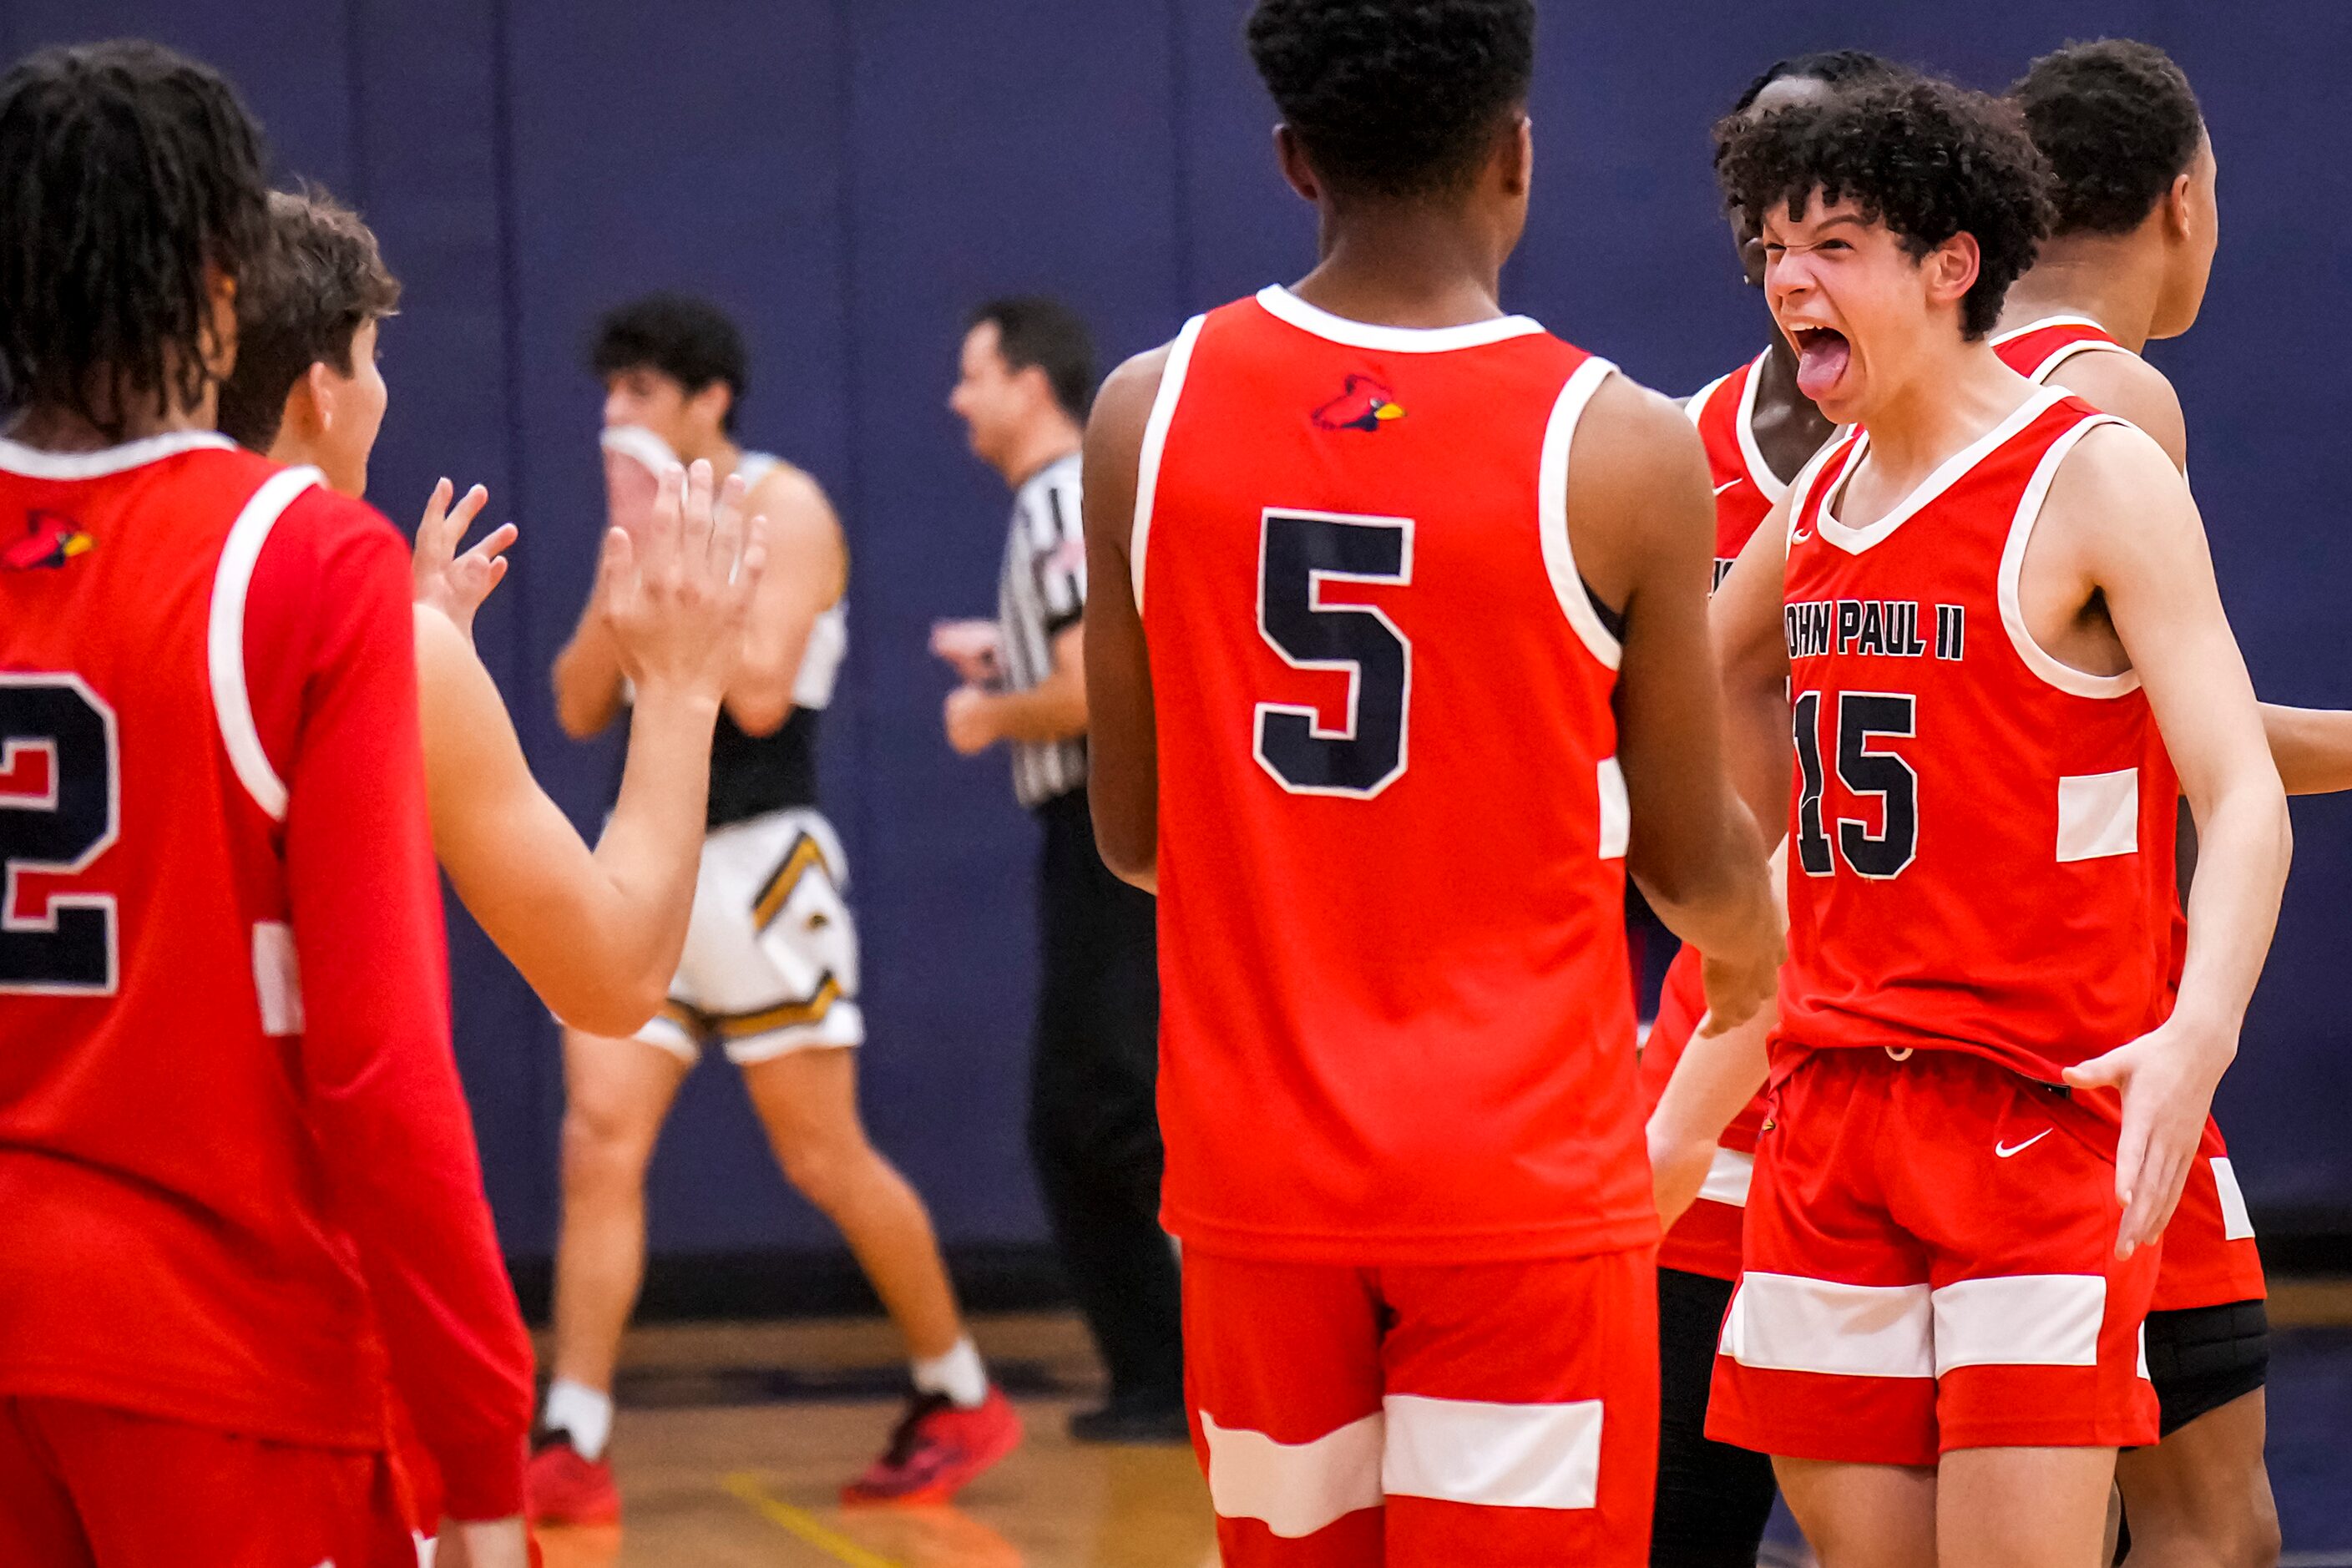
[1068, 1400, 1191, 1445]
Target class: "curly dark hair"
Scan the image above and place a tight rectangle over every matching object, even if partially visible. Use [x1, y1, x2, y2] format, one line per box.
[217, 187, 402, 451]
[1729, 48, 1908, 116]
[1714, 78, 2052, 341]
[2012, 39, 2201, 238]
[0, 40, 268, 440]
[589, 293, 747, 434]
[1247, 0, 1535, 200]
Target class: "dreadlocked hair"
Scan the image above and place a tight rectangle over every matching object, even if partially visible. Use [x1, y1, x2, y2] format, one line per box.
[0, 40, 268, 440]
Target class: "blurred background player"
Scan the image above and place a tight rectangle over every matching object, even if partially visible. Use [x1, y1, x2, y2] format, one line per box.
[220, 190, 764, 1043]
[0, 41, 532, 1566]
[544, 294, 1016, 1520]
[1082, 0, 1782, 1559]
[1640, 48, 1905, 1568]
[1707, 75, 2288, 1567]
[935, 296, 1187, 1444]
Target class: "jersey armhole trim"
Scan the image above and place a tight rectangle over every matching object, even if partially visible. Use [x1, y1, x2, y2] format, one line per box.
[1996, 415, 2142, 700]
[1682, 372, 1731, 427]
[1782, 438, 1850, 559]
[2026, 338, 2136, 386]
[208, 467, 324, 822]
[1130, 313, 1207, 611]
[1537, 357, 1623, 670]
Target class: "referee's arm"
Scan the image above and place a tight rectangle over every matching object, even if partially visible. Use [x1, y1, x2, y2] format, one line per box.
[1077, 344, 1168, 891]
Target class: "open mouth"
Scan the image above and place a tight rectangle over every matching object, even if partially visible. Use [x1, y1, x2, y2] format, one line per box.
[1787, 325, 1852, 402]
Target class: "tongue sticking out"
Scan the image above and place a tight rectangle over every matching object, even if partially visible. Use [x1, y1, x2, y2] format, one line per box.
[1795, 331, 1851, 402]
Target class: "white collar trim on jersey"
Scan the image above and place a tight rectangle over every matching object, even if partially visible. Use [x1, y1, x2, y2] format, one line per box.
[0, 428, 235, 479]
[1255, 285, 1544, 353]
[1990, 312, 2115, 346]
[1733, 350, 1792, 507]
[1815, 385, 2071, 554]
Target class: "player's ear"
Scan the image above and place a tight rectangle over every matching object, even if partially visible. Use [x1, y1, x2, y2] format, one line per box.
[2163, 169, 2196, 242]
[1495, 114, 1533, 200]
[205, 266, 240, 383]
[1273, 124, 1322, 205]
[1924, 231, 1981, 316]
[302, 361, 339, 435]
[690, 380, 732, 435]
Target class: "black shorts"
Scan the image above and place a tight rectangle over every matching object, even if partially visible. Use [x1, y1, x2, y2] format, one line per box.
[1653, 1267, 1778, 1568]
[2143, 1298, 2269, 1438]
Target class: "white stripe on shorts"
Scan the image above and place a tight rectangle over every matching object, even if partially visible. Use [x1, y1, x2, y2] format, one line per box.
[1719, 1273, 1935, 1378]
[1930, 1274, 2104, 1372]
[1201, 1410, 1383, 1539]
[1700, 1146, 1754, 1207]
[1383, 1393, 1602, 1511]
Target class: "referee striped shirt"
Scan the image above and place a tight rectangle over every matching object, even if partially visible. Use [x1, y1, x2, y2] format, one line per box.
[996, 449, 1089, 808]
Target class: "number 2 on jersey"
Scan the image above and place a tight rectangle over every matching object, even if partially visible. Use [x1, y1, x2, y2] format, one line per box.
[1253, 510, 1412, 798]
[1, 675, 120, 993]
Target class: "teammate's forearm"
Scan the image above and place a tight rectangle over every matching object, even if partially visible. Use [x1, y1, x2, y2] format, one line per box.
[585, 684, 723, 1007]
[2260, 702, 2352, 797]
[2172, 776, 2292, 1040]
[1637, 789, 1778, 959]
[1650, 994, 1775, 1155]
[982, 678, 1088, 744]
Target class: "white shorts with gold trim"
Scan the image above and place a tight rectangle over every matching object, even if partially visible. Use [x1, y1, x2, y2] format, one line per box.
[635, 807, 863, 1065]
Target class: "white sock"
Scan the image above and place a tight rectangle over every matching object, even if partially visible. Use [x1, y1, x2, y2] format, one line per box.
[911, 1337, 989, 1409]
[543, 1378, 615, 1462]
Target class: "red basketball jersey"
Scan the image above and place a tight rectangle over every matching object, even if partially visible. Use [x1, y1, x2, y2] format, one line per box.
[0, 432, 530, 1515]
[1773, 389, 2180, 1121]
[1991, 314, 2132, 384]
[1139, 286, 1651, 1263]
[1685, 352, 1790, 583]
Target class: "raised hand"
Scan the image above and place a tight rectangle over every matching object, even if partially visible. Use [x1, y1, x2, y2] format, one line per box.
[600, 423, 674, 546]
[412, 478, 519, 644]
[930, 618, 1003, 685]
[598, 458, 768, 706]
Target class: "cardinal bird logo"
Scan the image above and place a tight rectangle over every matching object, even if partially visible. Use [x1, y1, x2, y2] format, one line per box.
[2, 511, 94, 572]
[1311, 375, 1406, 432]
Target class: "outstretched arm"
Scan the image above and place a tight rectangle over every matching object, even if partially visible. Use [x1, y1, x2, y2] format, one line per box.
[2051, 425, 2290, 1258]
[1080, 344, 1171, 891]
[1573, 375, 1782, 1030]
[426, 463, 764, 1036]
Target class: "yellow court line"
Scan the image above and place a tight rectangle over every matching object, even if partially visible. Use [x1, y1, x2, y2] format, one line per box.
[722, 1473, 907, 1568]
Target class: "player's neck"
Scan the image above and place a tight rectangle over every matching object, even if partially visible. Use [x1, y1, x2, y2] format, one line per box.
[1855, 337, 2024, 487]
[2001, 236, 2164, 354]
[1753, 336, 1839, 482]
[1292, 206, 1508, 331]
[4, 388, 218, 453]
[996, 421, 1080, 492]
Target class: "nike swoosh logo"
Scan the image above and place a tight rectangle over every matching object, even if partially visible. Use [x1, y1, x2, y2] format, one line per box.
[1788, 528, 1813, 543]
[1995, 1130, 2053, 1158]
[1713, 478, 1742, 496]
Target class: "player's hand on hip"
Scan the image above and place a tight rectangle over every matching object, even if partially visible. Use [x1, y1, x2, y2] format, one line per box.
[412, 478, 518, 644]
[930, 618, 1003, 684]
[433, 1515, 532, 1568]
[599, 458, 770, 705]
[943, 685, 998, 756]
[2065, 1012, 2235, 1260]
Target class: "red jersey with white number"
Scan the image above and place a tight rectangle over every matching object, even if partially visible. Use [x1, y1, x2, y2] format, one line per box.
[1993, 316, 2264, 1306]
[1773, 389, 2180, 1124]
[1636, 355, 1815, 1277]
[1139, 286, 1650, 1263]
[0, 432, 531, 1518]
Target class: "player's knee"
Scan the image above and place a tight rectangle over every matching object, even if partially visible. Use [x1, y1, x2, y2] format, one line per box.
[560, 1104, 658, 1191]
[776, 1132, 877, 1215]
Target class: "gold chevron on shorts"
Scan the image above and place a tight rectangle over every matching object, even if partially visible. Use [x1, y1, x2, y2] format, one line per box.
[751, 830, 836, 933]
[712, 973, 845, 1040]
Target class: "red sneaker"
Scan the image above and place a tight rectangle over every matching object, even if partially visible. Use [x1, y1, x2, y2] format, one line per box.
[841, 1387, 1023, 1506]
[524, 1437, 620, 1526]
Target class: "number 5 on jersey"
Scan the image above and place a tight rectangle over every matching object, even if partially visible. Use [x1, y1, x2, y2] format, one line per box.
[1253, 510, 1414, 798]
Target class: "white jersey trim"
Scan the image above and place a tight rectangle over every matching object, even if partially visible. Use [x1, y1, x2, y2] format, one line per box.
[732, 451, 845, 712]
[1994, 315, 2137, 385]
[1254, 285, 1544, 354]
[1732, 352, 1792, 506]
[1130, 312, 1206, 612]
[0, 429, 235, 479]
[1536, 357, 1623, 670]
[1817, 387, 2070, 555]
[1781, 432, 1852, 560]
[2212, 1157, 2257, 1242]
[208, 467, 322, 822]
[1682, 372, 1731, 426]
[599, 422, 677, 473]
[1996, 414, 2141, 699]
[1699, 1145, 1754, 1207]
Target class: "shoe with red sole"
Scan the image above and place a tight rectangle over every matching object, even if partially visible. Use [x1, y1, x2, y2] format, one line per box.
[841, 1387, 1022, 1506]
[524, 1435, 620, 1526]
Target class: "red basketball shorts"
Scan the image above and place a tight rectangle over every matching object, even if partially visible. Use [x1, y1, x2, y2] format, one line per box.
[1182, 1246, 1658, 1567]
[2151, 1119, 2266, 1312]
[1707, 1048, 2160, 1466]
[0, 1395, 417, 1567]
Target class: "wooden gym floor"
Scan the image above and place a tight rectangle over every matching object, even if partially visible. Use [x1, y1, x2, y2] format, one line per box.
[535, 1282, 2352, 1566]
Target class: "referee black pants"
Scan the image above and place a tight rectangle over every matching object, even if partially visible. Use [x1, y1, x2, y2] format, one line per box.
[1029, 787, 1185, 1410]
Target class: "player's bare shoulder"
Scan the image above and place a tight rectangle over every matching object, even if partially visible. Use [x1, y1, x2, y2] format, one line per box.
[1564, 369, 1717, 607]
[1080, 340, 1177, 560]
[2048, 349, 2189, 471]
